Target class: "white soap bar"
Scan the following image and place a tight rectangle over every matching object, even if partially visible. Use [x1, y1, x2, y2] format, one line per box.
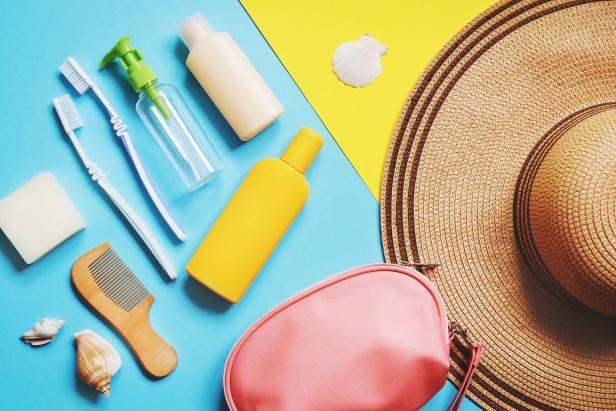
[0, 172, 86, 264]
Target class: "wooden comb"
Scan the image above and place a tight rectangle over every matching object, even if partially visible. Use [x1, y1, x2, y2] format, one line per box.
[71, 242, 178, 378]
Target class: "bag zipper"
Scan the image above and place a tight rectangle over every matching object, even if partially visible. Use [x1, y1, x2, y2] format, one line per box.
[395, 262, 450, 343]
[395, 262, 485, 411]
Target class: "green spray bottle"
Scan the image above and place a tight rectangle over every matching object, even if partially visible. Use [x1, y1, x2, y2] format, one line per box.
[100, 37, 223, 191]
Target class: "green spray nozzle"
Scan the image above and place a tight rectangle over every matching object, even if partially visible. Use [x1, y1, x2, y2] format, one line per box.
[99, 36, 171, 119]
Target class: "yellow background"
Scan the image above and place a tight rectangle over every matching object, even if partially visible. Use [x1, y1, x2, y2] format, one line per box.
[241, 0, 495, 199]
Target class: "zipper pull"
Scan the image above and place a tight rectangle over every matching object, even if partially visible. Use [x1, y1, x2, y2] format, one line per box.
[447, 321, 485, 411]
[448, 321, 474, 344]
[398, 260, 441, 270]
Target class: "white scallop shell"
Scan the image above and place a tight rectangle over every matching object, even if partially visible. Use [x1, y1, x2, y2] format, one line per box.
[333, 35, 387, 87]
[21, 318, 66, 346]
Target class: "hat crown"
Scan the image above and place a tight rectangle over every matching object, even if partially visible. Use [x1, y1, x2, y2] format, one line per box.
[526, 108, 616, 317]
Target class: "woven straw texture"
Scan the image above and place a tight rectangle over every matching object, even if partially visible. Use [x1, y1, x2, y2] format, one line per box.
[380, 0, 616, 409]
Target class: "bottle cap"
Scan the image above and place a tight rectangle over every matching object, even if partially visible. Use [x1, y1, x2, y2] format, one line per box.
[281, 128, 324, 174]
[179, 14, 214, 50]
[99, 36, 171, 118]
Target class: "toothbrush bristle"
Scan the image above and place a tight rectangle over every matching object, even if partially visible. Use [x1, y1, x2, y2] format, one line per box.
[53, 95, 84, 131]
[59, 57, 91, 95]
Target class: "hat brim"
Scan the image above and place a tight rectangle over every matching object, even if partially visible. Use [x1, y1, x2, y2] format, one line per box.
[380, 0, 616, 409]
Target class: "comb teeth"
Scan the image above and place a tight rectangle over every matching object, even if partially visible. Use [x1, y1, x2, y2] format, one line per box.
[88, 247, 150, 312]
[53, 94, 84, 131]
[59, 57, 91, 95]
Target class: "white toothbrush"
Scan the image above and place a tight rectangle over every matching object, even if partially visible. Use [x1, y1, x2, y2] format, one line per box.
[52, 94, 177, 280]
[59, 57, 186, 242]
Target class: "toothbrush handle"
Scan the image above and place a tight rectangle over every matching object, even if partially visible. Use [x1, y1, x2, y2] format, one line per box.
[64, 129, 176, 280]
[92, 168, 178, 280]
[111, 115, 186, 242]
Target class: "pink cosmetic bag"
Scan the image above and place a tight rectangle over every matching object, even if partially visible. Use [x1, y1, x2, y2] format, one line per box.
[224, 264, 483, 411]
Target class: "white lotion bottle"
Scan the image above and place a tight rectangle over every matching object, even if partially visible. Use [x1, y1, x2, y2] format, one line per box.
[179, 14, 285, 141]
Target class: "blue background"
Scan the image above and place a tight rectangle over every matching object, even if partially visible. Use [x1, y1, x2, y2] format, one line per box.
[0, 1, 480, 410]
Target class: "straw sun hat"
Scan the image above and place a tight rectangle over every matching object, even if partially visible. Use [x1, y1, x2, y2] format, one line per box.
[380, 0, 615, 409]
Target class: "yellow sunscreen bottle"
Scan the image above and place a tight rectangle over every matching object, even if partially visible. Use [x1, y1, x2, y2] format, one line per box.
[186, 128, 323, 302]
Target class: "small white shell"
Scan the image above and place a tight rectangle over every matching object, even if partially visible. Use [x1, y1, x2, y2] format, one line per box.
[21, 318, 66, 346]
[333, 35, 387, 87]
[74, 330, 122, 397]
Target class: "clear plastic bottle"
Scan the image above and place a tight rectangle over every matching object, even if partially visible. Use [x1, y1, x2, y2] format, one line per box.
[101, 37, 223, 191]
[136, 82, 223, 190]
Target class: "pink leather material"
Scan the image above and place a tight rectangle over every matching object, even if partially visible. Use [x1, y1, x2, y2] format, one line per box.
[224, 264, 450, 411]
